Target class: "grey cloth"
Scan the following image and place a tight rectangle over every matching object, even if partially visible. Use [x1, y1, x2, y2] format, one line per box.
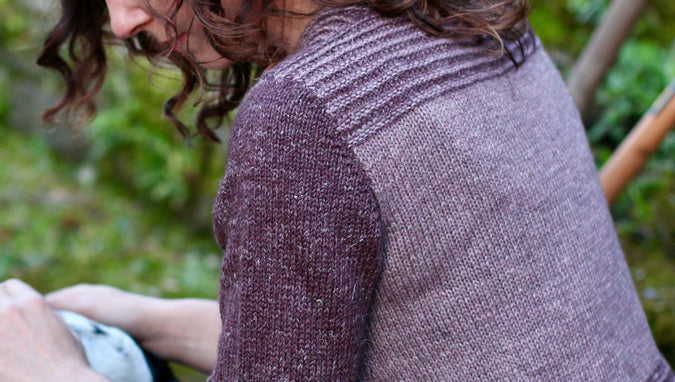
[209, 6, 673, 381]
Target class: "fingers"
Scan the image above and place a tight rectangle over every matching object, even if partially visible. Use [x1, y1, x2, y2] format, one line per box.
[47, 284, 121, 312]
[0, 280, 101, 381]
[45, 284, 92, 308]
[0, 279, 79, 343]
[0, 278, 41, 300]
[0, 279, 62, 351]
[0, 280, 73, 338]
[0, 279, 54, 328]
[47, 284, 168, 344]
[45, 284, 143, 335]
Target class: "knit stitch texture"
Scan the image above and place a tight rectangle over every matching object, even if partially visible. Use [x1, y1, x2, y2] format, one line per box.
[209, 6, 673, 381]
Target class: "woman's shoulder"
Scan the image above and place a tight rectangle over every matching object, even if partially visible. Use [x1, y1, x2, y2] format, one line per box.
[230, 74, 333, 153]
[268, 6, 537, 91]
[253, 6, 542, 146]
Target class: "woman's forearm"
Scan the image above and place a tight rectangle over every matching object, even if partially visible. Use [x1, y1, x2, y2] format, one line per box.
[142, 298, 221, 373]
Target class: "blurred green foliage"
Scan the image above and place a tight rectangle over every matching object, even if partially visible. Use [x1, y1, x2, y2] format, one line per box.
[0, 127, 222, 297]
[1, 3, 224, 379]
[0, 0, 674, 378]
[590, 41, 675, 145]
[88, 56, 227, 227]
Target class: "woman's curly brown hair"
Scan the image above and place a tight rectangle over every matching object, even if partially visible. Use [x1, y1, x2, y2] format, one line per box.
[37, 0, 530, 142]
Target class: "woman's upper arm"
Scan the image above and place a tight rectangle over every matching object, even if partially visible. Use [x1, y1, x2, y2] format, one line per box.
[209, 76, 382, 381]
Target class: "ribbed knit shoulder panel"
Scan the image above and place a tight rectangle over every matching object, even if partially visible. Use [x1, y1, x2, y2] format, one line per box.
[267, 6, 538, 146]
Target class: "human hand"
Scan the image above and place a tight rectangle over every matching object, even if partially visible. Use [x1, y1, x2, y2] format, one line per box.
[0, 279, 109, 382]
[45, 284, 161, 345]
[47, 283, 221, 372]
[46, 284, 221, 373]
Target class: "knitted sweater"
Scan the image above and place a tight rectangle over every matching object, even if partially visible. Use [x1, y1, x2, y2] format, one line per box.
[208, 6, 673, 381]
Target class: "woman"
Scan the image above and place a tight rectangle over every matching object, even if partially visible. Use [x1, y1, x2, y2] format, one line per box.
[0, 0, 672, 380]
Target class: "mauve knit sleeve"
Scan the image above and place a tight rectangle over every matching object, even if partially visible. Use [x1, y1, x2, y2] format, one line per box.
[208, 76, 382, 381]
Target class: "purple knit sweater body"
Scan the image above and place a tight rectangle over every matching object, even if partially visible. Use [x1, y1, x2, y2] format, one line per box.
[209, 7, 672, 381]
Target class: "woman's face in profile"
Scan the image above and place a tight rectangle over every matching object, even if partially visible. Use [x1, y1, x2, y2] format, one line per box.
[105, 0, 231, 69]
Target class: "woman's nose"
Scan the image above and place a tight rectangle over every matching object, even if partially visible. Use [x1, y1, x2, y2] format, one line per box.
[106, 0, 153, 39]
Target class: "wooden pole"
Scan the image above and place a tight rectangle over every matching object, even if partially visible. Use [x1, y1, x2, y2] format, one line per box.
[566, 0, 648, 117]
[600, 78, 675, 205]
